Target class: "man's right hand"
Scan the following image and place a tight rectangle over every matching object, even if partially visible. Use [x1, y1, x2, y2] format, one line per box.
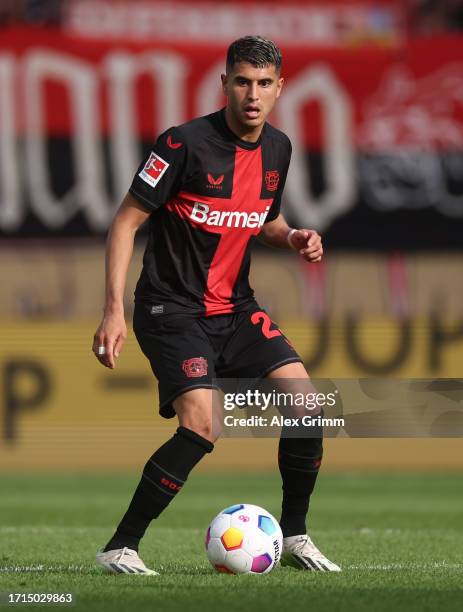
[92, 192, 149, 369]
[92, 312, 127, 369]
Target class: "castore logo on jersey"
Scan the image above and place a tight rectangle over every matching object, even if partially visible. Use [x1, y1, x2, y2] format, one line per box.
[207, 173, 225, 189]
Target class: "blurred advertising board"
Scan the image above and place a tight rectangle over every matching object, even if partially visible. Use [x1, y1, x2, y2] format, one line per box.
[64, 1, 403, 46]
[0, 29, 462, 246]
[1, 319, 463, 471]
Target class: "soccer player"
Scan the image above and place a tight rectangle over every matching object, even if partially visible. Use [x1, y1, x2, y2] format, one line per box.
[92, 36, 340, 574]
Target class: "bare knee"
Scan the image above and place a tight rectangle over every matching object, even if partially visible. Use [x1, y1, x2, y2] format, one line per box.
[173, 389, 222, 443]
[179, 413, 216, 442]
[265, 362, 323, 417]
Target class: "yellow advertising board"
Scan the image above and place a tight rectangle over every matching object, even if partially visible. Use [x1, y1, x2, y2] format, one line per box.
[1, 319, 462, 471]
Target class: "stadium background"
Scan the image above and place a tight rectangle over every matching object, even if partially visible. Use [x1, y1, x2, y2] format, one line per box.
[1, 0, 462, 474]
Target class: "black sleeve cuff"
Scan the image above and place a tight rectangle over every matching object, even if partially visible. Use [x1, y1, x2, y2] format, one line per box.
[129, 186, 160, 213]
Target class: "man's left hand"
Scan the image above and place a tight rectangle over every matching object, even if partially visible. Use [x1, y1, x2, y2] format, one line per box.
[289, 229, 323, 263]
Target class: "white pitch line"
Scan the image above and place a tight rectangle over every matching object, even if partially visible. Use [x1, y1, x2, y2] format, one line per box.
[1, 563, 462, 574]
[0, 527, 104, 534]
[1, 526, 460, 538]
[346, 563, 463, 570]
[0, 526, 202, 534]
[0, 565, 88, 573]
[358, 528, 404, 535]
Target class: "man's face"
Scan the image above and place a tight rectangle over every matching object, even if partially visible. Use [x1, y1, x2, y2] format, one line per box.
[221, 62, 284, 131]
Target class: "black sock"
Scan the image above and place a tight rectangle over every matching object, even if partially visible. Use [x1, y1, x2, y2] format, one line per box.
[103, 426, 214, 552]
[278, 428, 323, 538]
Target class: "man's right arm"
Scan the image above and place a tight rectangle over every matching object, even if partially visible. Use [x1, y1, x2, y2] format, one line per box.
[92, 192, 150, 369]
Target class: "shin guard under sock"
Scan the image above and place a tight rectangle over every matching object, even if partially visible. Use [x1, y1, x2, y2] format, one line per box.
[103, 427, 213, 552]
[278, 431, 323, 538]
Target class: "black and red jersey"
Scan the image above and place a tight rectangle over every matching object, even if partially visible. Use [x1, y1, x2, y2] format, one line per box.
[129, 109, 291, 316]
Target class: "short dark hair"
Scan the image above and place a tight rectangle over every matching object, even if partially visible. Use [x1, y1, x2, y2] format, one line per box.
[226, 36, 282, 74]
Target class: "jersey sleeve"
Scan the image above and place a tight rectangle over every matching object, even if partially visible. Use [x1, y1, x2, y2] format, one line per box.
[265, 139, 292, 223]
[129, 127, 187, 212]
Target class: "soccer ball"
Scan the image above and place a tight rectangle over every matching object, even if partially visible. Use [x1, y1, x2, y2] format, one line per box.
[205, 503, 283, 574]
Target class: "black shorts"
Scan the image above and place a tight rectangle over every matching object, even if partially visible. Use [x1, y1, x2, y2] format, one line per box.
[133, 302, 302, 419]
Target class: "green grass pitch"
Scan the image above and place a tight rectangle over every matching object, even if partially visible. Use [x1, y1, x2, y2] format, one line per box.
[0, 472, 462, 612]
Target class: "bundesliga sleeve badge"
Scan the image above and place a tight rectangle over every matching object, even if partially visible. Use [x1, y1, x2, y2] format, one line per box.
[139, 152, 169, 188]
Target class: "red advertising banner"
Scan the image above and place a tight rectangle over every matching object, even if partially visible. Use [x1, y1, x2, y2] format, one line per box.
[0, 28, 462, 244]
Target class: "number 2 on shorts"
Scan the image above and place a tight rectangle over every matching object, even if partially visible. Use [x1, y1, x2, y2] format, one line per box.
[251, 311, 282, 339]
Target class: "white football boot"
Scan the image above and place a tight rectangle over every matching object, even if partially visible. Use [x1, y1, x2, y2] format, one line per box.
[281, 534, 341, 572]
[96, 547, 159, 575]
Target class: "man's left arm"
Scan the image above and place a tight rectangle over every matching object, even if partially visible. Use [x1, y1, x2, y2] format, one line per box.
[259, 214, 323, 263]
